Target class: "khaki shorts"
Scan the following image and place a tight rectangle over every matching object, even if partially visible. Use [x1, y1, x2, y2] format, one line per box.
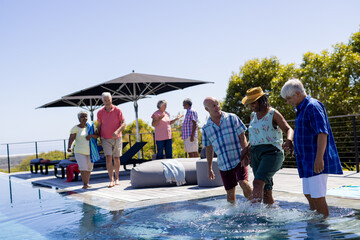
[183, 137, 199, 153]
[75, 153, 93, 171]
[101, 137, 122, 157]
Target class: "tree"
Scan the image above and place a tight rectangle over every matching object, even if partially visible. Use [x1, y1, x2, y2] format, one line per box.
[123, 118, 189, 159]
[223, 57, 297, 121]
[122, 119, 155, 160]
[349, 28, 360, 54]
[224, 28, 360, 120]
[299, 43, 360, 115]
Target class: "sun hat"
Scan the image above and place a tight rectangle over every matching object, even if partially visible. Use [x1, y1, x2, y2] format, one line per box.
[241, 87, 266, 105]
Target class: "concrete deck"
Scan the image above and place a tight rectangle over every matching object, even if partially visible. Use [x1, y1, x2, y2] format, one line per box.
[11, 165, 360, 211]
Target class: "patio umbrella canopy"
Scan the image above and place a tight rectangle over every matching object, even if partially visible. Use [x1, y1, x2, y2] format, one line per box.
[65, 72, 212, 100]
[64, 72, 213, 142]
[37, 95, 130, 121]
[39, 72, 213, 142]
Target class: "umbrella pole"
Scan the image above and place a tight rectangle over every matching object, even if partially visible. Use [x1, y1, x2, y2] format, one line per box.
[134, 101, 141, 159]
[90, 111, 94, 121]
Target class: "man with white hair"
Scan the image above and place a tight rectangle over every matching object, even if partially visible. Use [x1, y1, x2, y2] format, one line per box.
[281, 79, 343, 218]
[202, 97, 252, 203]
[97, 92, 126, 188]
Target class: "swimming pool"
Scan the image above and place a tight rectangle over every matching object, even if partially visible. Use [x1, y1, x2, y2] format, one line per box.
[1, 173, 360, 239]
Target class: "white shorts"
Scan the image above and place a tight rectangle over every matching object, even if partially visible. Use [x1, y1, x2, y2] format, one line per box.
[183, 137, 199, 153]
[75, 153, 94, 171]
[302, 174, 328, 198]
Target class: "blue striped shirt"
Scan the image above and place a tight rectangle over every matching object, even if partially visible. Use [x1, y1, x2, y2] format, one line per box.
[294, 96, 343, 178]
[202, 112, 247, 171]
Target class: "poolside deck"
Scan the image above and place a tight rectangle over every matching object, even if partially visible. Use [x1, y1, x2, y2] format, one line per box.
[11, 164, 360, 211]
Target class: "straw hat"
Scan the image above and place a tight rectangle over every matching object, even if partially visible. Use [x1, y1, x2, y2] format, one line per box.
[241, 87, 266, 105]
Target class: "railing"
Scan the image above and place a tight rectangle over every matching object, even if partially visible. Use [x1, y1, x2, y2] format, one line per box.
[282, 114, 359, 172]
[1, 114, 359, 173]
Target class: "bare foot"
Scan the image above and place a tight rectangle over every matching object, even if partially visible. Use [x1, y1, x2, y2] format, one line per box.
[108, 182, 115, 188]
[82, 185, 92, 189]
[115, 179, 120, 185]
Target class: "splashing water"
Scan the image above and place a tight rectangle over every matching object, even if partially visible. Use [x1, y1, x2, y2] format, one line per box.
[116, 196, 359, 239]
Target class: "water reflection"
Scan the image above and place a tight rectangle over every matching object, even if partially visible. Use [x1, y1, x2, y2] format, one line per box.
[79, 203, 96, 235]
[8, 176, 13, 205]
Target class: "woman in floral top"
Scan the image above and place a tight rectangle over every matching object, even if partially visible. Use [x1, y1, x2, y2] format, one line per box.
[242, 87, 294, 204]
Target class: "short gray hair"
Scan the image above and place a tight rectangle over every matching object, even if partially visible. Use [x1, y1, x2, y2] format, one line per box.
[281, 79, 306, 98]
[77, 111, 88, 120]
[101, 92, 112, 101]
[157, 100, 167, 109]
[183, 98, 192, 107]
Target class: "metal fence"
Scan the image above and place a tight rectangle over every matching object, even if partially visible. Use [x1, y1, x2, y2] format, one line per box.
[282, 114, 359, 172]
[1, 114, 359, 173]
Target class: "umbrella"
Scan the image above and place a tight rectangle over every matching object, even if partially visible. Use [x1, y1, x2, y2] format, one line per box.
[37, 95, 130, 121]
[40, 72, 213, 142]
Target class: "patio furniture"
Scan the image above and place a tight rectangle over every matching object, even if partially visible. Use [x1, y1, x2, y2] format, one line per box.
[30, 158, 43, 174]
[54, 141, 145, 179]
[54, 159, 77, 179]
[91, 141, 148, 170]
[39, 160, 61, 175]
[121, 141, 149, 170]
[130, 158, 197, 188]
[196, 158, 223, 187]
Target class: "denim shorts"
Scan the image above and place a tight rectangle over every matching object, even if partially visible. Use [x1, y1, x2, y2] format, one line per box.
[250, 144, 284, 190]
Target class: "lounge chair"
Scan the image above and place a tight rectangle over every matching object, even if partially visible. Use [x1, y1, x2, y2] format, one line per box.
[39, 160, 62, 175]
[54, 159, 77, 179]
[54, 141, 146, 179]
[30, 158, 43, 174]
[30, 158, 62, 175]
[92, 141, 149, 170]
[121, 141, 149, 170]
[92, 141, 130, 169]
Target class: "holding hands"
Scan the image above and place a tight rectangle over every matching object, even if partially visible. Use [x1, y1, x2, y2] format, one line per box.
[241, 145, 251, 167]
[282, 139, 294, 154]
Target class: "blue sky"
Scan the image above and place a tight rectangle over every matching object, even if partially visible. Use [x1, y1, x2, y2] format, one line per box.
[1, 0, 360, 146]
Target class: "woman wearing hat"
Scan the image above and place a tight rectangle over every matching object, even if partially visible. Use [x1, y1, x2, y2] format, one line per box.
[242, 87, 294, 204]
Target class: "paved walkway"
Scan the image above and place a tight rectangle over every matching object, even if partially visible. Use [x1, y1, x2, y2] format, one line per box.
[11, 165, 360, 211]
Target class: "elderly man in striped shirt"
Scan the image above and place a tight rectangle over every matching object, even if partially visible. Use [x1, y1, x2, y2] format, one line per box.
[181, 98, 200, 158]
[202, 97, 252, 203]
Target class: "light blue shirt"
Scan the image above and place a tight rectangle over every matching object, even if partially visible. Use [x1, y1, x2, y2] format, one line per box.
[248, 108, 283, 151]
[202, 112, 247, 171]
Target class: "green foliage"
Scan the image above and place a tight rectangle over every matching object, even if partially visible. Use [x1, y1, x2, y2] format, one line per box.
[6, 150, 68, 173]
[122, 119, 155, 160]
[172, 130, 185, 158]
[223, 56, 298, 121]
[299, 43, 360, 115]
[122, 118, 189, 159]
[349, 28, 360, 54]
[343, 163, 357, 171]
[224, 28, 360, 121]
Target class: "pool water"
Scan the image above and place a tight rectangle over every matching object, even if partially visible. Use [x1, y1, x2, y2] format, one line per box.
[1, 174, 360, 239]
